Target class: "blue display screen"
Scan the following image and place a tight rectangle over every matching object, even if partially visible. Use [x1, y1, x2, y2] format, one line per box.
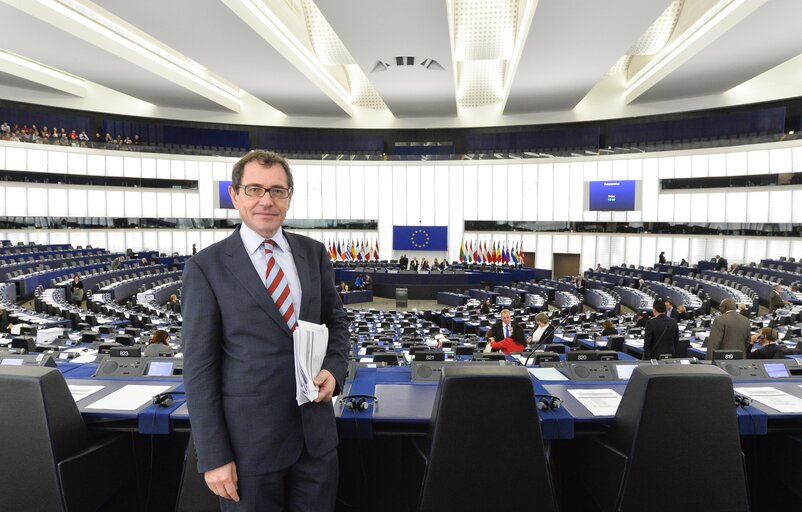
[218, 181, 234, 209]
[588, 180, 637, 211]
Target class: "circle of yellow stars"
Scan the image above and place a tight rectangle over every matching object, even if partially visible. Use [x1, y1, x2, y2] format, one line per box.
[410, 229, 430, 248]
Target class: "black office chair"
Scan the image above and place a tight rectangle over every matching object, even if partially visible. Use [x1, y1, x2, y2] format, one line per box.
[674, 337, 691, 358]
[608, 335, 625, 353]
[577, 365, 748, 512]
[175, 435, 218, 512]
[418, 366, 557, 512]
[0, 366, 134, 512]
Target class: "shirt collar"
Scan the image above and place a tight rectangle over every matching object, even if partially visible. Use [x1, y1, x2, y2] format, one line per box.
[239, 223, 290, 256]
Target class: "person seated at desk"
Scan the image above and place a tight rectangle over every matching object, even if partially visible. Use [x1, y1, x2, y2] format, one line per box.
[70, 274, 84, 308]
[527, 312, 554, 346]
[0, 308, 14, 332]
[354, 275, 364, 290]
[363, 274, 372, 290]
[680, 258, 689, 267]
[676, 304, 688, 321]
[409, 258, 419, 271]
[167, 294, 181, 314]
[420, 258, 430, 271]
[738, 303, 751, 318]
[634, 311, 649, 328]
[600, 319, 618, 337]
[479, 298, 492, 314]
[485, 309, 526, 355]
[144, 329, 174, 357]
[746, 327, 790, 359]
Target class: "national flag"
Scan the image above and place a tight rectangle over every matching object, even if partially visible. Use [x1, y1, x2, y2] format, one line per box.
[495, 242, 502, 264]
[357, 241, 364, 261]
[350, 241, 357, 261]
[373, 240, 379, 261]
[471, 240, 477, 263]
[510, 242, 518, 265]
[459, 240, 466, 263]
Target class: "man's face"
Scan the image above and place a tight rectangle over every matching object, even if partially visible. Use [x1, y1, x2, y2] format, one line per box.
[664, 301, 671, 310]
[501, 311, 511, 324]
[230, 161, 292, 239]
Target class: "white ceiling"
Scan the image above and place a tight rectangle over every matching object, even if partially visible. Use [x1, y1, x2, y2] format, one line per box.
[0, 0, 799, 129]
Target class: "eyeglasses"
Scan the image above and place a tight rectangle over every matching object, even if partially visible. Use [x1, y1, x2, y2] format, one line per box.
[237, 185, 292, 199]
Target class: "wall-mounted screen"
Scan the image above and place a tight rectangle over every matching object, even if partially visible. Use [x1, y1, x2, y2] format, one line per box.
[585, 180, 640, 212]
[217, 181, 234, 209]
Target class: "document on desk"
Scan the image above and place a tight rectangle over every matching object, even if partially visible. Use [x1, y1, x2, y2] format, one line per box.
[568, 388, 622, 416]
[85, 384, 171, 411]
[67, 384, 105, 403]
[293, 320, 329, 406]
[527, 367, 569, 381]
[734, 387, 802, 413]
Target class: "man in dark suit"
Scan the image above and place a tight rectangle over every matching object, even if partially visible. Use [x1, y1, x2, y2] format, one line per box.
[747, 327, 784, 359]
[643, 299, 679, 359]
[706, 298, 751, 359]
[182, 151, 349, 510]
[487, 309, 526, 352]
[399, 254, 408, 270]
[770, 284, 789, 312]
[664, 298, 679, 319]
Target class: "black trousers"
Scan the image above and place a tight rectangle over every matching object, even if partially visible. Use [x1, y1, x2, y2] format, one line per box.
[219, 445, 338, 512]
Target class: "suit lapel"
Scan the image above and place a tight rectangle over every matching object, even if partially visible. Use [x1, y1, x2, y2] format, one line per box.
[222, 228, 292, 335]
[285, 232, 313, 321]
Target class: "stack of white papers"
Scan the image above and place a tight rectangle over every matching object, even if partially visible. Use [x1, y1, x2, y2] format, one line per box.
[67, 384, 105, 402]
[85, 384, 172, 411]
[293, 320, 329, 406]
[734, 386, 802, 413]
[568, 388, 622, 416]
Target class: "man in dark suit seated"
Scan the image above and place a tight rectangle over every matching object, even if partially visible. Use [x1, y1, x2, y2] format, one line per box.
[747, 327, 784, 359]
[182, 150, 349, 511]
[643, 299, 679, 360]
[485, 308, 526, 355]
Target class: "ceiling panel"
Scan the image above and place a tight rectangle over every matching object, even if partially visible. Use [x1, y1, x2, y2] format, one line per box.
[317, 0, 457, 117]
[634, 0, 802, 103]
[0, 2, 227, 111]
[0, 70, 70, 94]
[505, 0, 667, 114]
[92, 0, 347, 118]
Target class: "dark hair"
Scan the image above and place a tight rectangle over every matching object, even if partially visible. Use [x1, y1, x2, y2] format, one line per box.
[664, 298, 674, 306]
[230, 150, 293, 190]
[652, 299, 667, 313]
[150, 330, 170, 346]
[760, 327, 778, 342]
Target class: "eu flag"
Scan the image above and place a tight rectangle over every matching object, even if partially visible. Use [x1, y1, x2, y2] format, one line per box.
[393, 226, 448, 251]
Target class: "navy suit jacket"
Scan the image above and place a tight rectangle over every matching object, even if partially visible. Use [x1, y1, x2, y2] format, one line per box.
[643, 314, 679, 360]
[182, 227, 349, 475]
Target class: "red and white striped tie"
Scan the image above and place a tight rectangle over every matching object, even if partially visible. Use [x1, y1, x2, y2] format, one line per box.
[264, 239, 298, 332]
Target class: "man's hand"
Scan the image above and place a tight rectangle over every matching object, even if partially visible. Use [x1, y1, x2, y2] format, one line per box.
[205, 461, 239, 502]
[314, 369, 336, 402]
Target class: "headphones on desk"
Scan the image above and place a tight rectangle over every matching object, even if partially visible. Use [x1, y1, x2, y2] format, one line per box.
[153, 392, 175, 408]
[340, 394, 379, 412]
[535, 394, 562, 411]
[734, 393, 751, 409]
